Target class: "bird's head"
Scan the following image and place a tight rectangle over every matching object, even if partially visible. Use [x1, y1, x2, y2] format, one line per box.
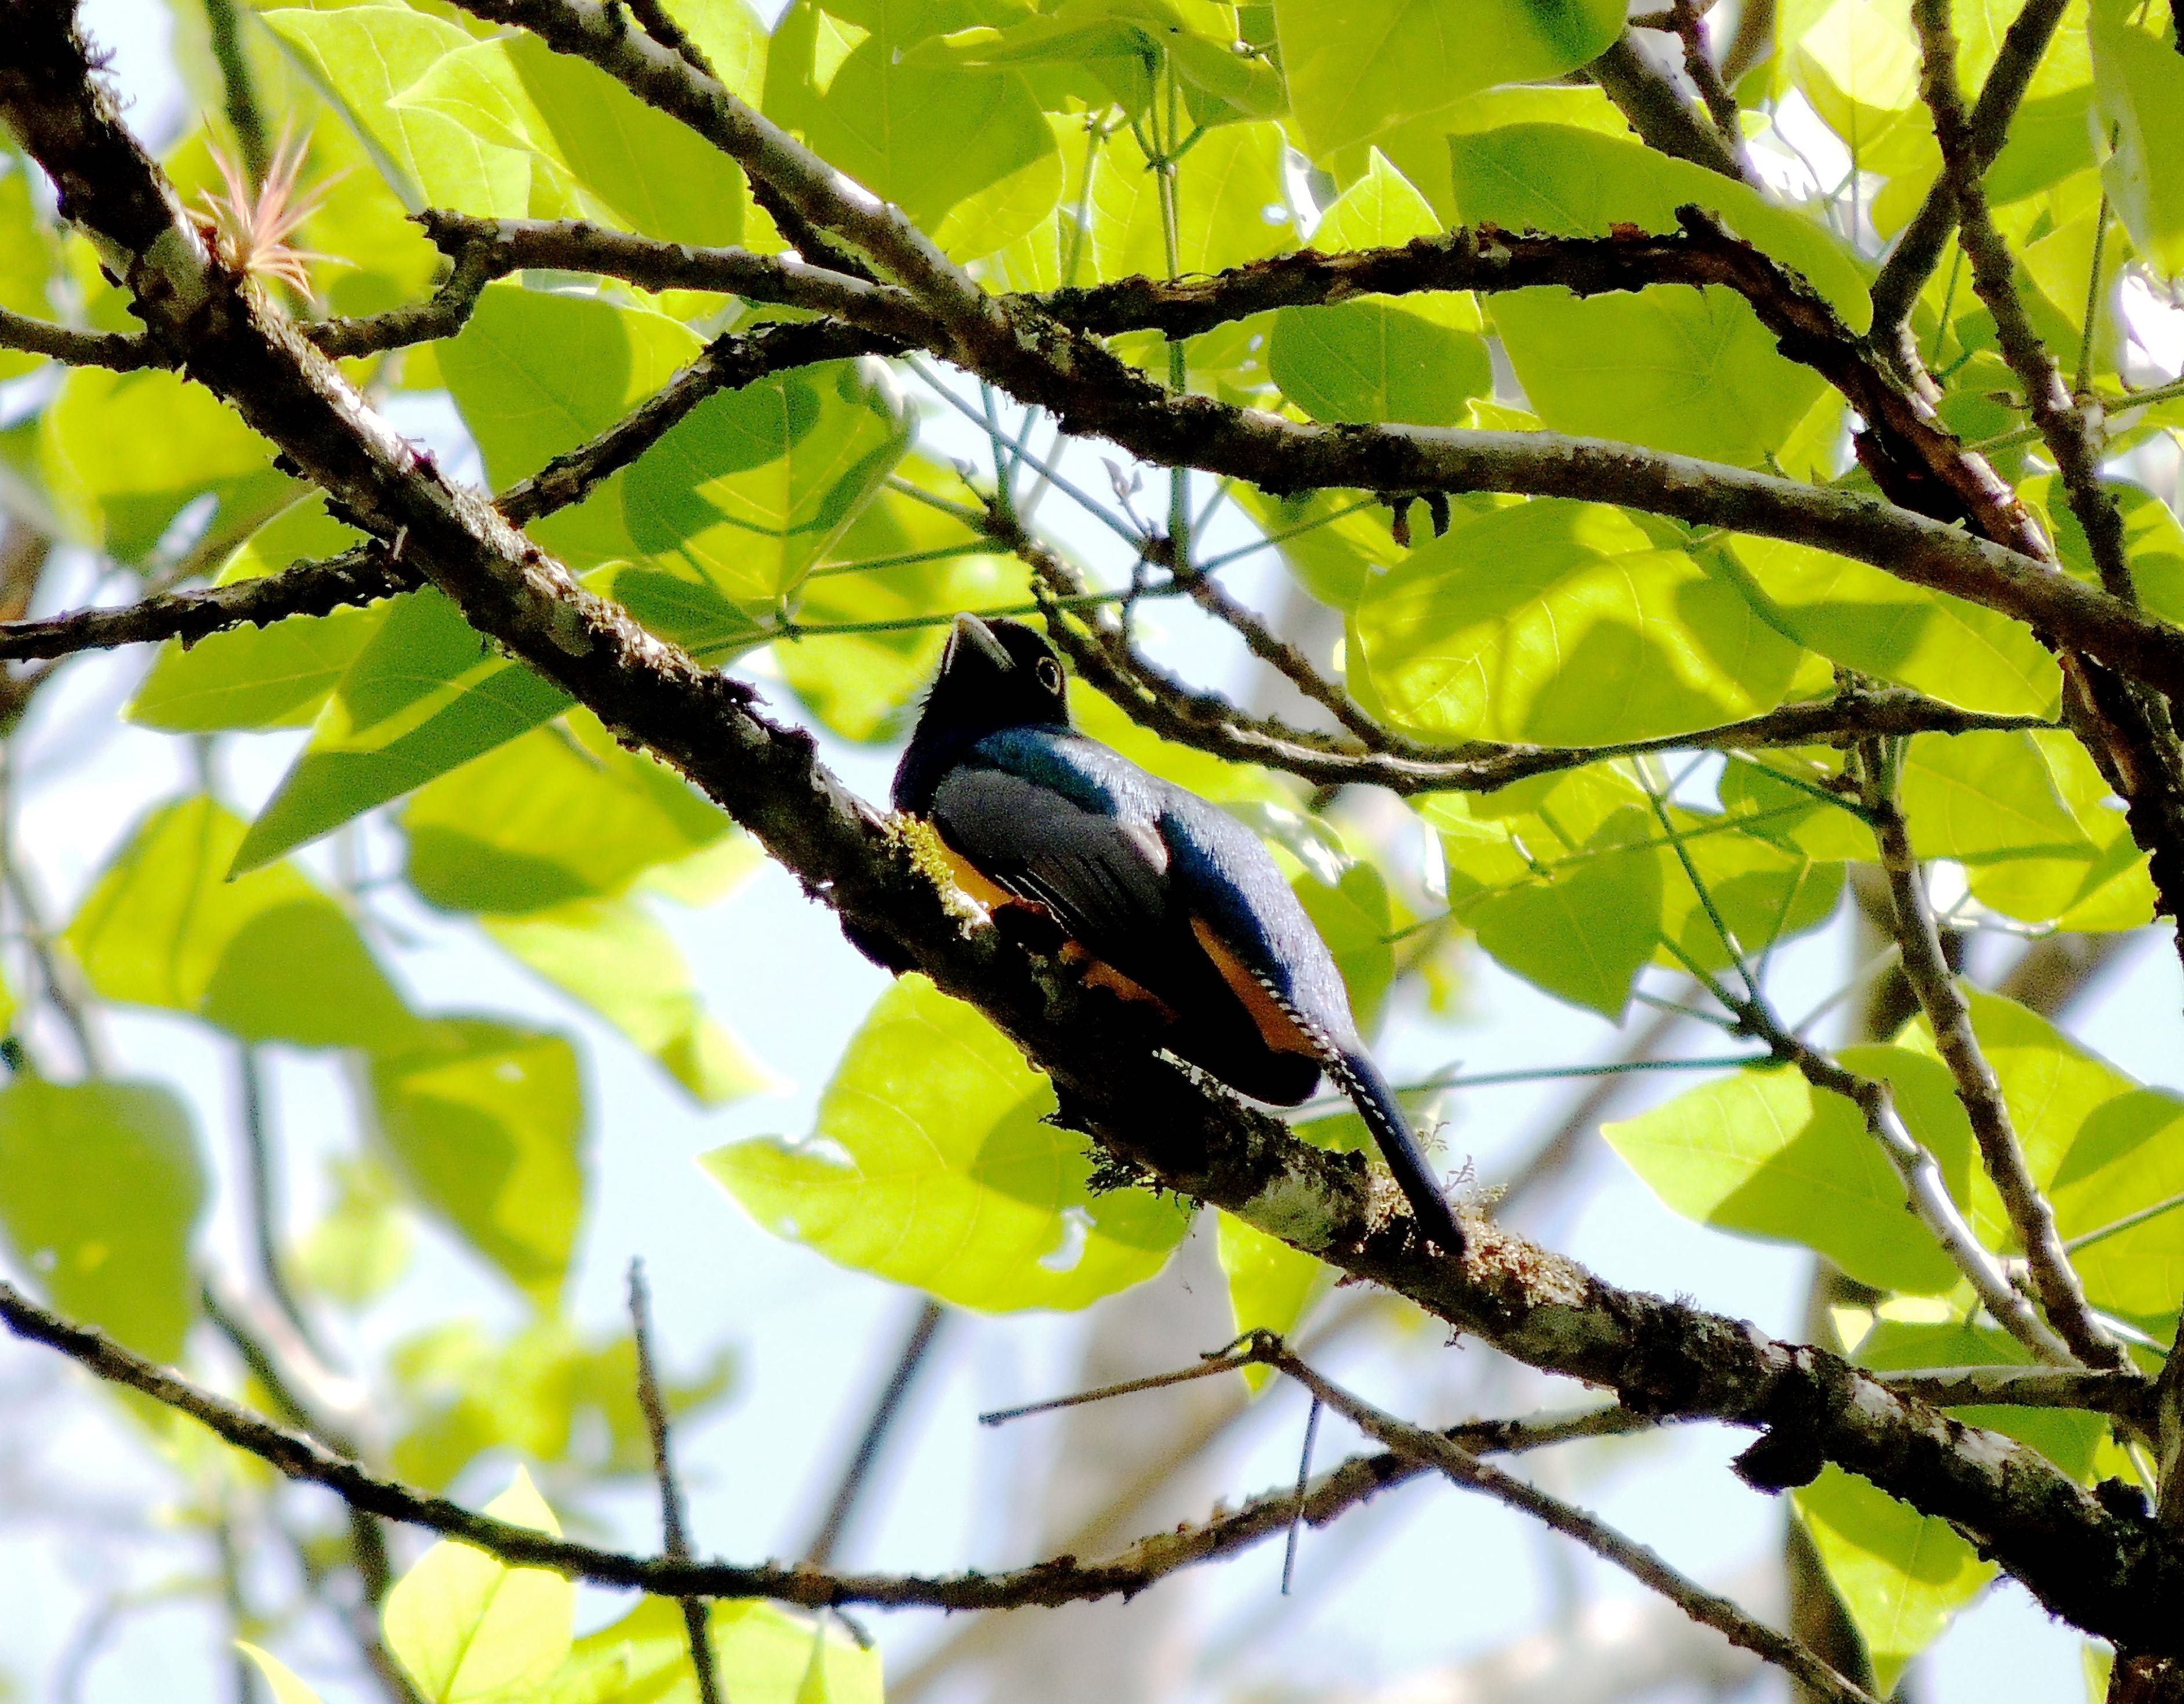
[920, 614, 1073, 738]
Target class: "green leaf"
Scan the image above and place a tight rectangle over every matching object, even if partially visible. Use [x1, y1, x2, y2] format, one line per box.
[1292, 858, 1397, 1035]
[1351, 500, 1802, 744]
[1719, 752, 1878, 861]
[623, 357, 912, 608]
[370, 1020, 587, 1306]
[1449, 124, 1867, 465]
[1430, 791, 1664, 1018]
[1090, 119, 1292, 282]
[766, 0, 1060, 236]
[483, 898, 775, 1105]
[262, 7, 531, 216]
[1794, 1466, 1993, 1692]
[66, 797, 419, 1050]
[1268, 151, 1489, 426]
[440, 282, 703, 570]
[401, 710, 732, 913]
[1276, 0, 1625, 159]
[0, 1078, 204, 1361]
[1602, 1064, 1961, 1292]
[569, 1596, 881, 1704]
[2051, 1088, 2184, 1321]
[2091, 6, 2184, 278]
[383, 1467, 575, 1704]
[1233, 484, 1416, 612]
[397, 34, 746, 242]
[235, 589, 575, 875]
[1789, 0, 1923, 158]
[39, 367, 295, 563]
[389, 1318, 731, 1491]
[1960, 731, 2154, 931]
[1724, 534, 2062, 717]
[1654, 809, 1846, 974]
[704, 974, 1191, 1311]
[128, 496, 383, 733]
[1218, 1209, 1327, 1391]
[1898, 729, 2092, 859]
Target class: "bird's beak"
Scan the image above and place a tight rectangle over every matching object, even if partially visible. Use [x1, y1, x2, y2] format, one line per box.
[948, 612, 1013, 670]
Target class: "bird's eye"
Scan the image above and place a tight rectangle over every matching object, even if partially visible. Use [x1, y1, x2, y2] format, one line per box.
[1036, 656, 1064, 695]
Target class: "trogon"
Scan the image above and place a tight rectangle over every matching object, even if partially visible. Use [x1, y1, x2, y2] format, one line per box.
[893, 614, 1464, 1256]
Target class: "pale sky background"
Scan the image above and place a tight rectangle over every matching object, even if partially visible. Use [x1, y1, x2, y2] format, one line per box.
[2, 5, 2181, 1701]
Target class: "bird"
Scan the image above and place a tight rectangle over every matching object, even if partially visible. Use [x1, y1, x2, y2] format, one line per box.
[893, 612, 1464, 1256]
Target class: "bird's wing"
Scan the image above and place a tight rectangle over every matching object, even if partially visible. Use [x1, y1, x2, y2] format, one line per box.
[927, 762, 1174, 955]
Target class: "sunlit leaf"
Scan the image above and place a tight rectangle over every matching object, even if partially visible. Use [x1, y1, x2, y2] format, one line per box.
[1277, 0, 1625, 159]
[1450, 125, 1867, 465]
[1725, 535, 2061, 717]
[389, 1318, 731, 1491]
[2091, 6, 2184, 278]
[396, 32, 746, 242]
[704, 974, 1190, 1311]
[401, 710, 732, 913]
[483, 898, 775, 1105]
[1795, 1466, 1993, 1692]
[1352, 500, 1802, 744]
[382, 1467, 574, 1703]
[570, 1596, 882, 1704]
[235, 589, 574, 873]
[66, 797, 419, 1050]
[1602, 1061, 1962, 1292]
[262, 6, 531, 216]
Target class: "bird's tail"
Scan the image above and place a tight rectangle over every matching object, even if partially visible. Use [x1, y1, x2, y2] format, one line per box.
[1323, 1046, 1465, 1256]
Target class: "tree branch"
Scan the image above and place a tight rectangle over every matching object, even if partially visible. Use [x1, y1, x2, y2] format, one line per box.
[0, 303, 155, 369]
[496, 317, 894, 525]
[1860, 742, 2123, 1369]
[1869, 0, 2073, 362]
[0, 1277, 1640, 1614]
[1584, 30, 1749, 183]
[800, 1297, 947, 1569]
[0, 545, 413, 662]
[1018, 521, 2051, 795]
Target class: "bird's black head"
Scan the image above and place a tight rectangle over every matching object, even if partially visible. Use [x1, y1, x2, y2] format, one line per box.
[893, 615, 1072, 811]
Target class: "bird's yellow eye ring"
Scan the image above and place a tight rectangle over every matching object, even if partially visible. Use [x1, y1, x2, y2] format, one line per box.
[1036, 656, 1064, 695]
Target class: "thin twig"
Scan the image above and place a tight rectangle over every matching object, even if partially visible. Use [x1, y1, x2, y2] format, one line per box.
[496, 318, 890, 525]
[801, 1297, 947, 1567]
[234, 1045, 320, 1355]
[628, 1261, 723, 1704]
[1875, 1364, 2150, 1418]
[1869, 0, 2071, 360]
[1858, 742, 2122, 1369]
[1264, 1340, 1883, 1704]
